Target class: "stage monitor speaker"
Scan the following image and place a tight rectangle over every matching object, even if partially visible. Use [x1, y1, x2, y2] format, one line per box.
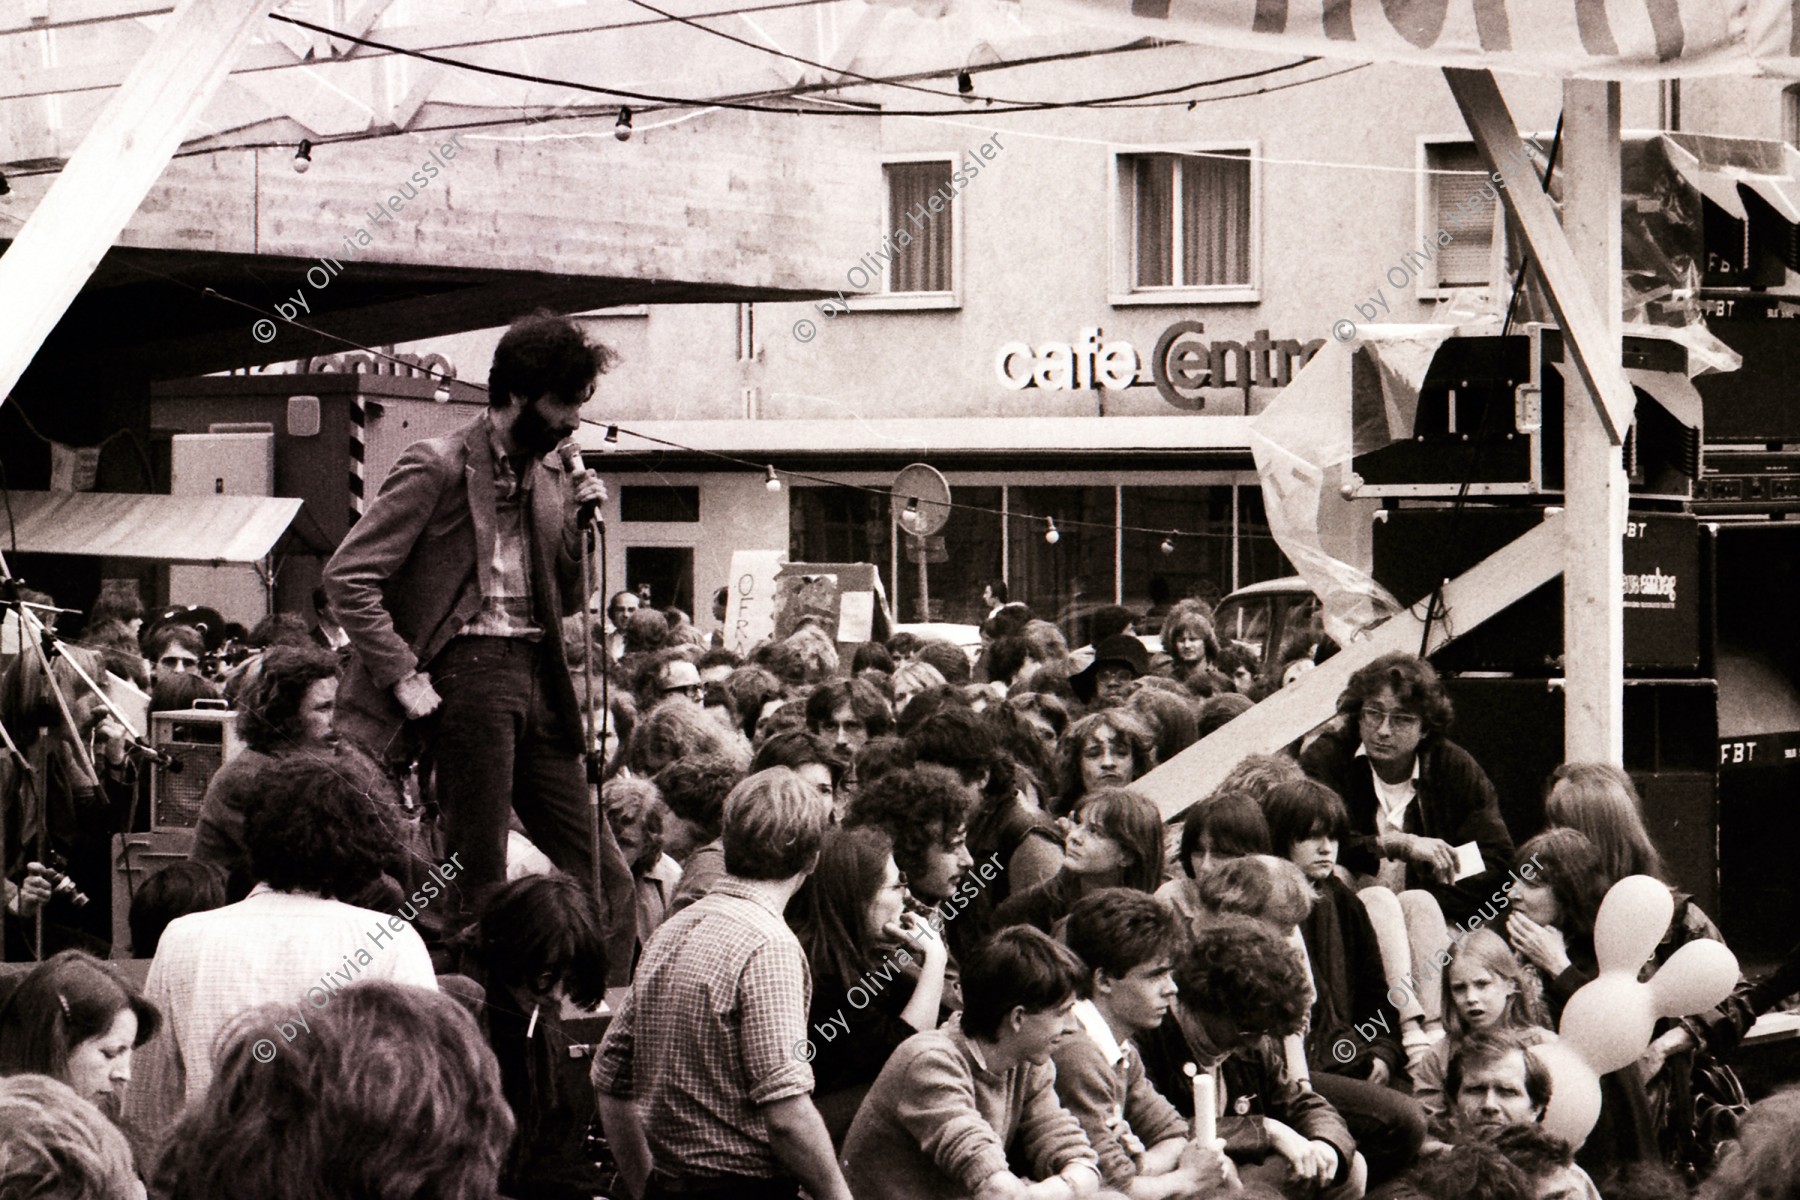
[1374, 508, 1702, 675]
[1440, 678, 1719, 921]
[148, 708, 242, 830]
[110, 829, 195, 958]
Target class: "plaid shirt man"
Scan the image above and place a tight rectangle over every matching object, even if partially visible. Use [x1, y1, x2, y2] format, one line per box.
[591, 875, 815, 1182]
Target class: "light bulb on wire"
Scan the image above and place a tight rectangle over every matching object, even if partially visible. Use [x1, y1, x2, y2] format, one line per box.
[293, 139, 312, 173]
[604, 425, 620, 444]
[1160, 532, 1176, 556]
[1044, 517, 1059, 545]
[432, 379, 451, 403]
[615, 108, 633, 142]
[765, 465, 781, 492]
[899, 497, 922, 534]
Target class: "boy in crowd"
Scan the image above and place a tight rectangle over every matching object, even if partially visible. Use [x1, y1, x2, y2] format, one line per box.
[840, 926, 1102, 1200]
[1138, 914, 1367, 1199]
[1056, 888, 1235, 1199]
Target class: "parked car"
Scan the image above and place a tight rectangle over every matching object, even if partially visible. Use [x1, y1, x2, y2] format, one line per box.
[1212, 577, 1322, 678]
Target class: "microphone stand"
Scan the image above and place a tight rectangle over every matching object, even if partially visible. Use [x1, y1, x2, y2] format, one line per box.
[0, 709, 38, 962]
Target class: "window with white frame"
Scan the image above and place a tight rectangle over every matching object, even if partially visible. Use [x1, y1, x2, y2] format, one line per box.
[1427, 142, 1499, 290]
[884, 160, 954, 294]
[1122, 149, 1252, 291]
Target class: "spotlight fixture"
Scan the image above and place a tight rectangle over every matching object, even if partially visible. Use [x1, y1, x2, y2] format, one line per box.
[293, 139, 312, 174]
[614, 108, 633, 142]
[765, 465, 781, 492]
[604, 424, 620, 444]
[1044, 517, 1059, 545]
[1160, 532, 1176, 556]
[433, 379, 451, 404]
[956, 70, 973, 96]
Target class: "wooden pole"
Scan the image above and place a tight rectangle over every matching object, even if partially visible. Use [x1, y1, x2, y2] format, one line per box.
[0, 0, 277, 411]
[1559, 80, 1626, 764]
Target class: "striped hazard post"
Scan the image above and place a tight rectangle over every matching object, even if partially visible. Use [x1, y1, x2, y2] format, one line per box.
[348, 396, 367, 526]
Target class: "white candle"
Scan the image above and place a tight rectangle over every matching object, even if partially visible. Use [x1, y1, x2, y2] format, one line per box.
[1188, 1064, 1216, 1144]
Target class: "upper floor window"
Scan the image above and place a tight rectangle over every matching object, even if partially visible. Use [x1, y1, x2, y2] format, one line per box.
[1125, 149, 1252, 290]
[885, 160, 955, 295]
[1425, 141, 1500, 291]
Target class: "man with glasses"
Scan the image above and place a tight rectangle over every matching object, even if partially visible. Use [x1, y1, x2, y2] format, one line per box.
[1298, 652, 1514, 927]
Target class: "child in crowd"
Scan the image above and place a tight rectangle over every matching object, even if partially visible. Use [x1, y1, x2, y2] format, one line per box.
[1411, 928, 1553, 1122]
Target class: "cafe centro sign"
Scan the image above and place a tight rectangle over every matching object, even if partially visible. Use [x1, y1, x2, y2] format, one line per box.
[994, 322, 1324, 411]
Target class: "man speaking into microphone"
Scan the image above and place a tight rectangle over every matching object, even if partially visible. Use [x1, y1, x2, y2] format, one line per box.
[324, 311, 612, 916]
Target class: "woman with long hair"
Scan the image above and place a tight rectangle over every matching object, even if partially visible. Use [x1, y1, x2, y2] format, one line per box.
[1411, 929, 1553, 1120]
[1055, 709, 1157, 818]
[0, 950, 161, 1139]
[993, 787, 1165, 934]
[1159, 605, 1227, 692]
[1508, 827, 1658, 1178]
[786, 825, 949, 1144]
[1544, 762, 1744, 1170]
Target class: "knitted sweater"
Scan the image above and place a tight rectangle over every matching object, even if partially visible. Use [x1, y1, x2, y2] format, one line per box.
[840, 1016, 1098, 1200]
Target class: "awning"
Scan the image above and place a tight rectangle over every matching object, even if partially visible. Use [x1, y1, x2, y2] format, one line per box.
[4, 491, 302, 564]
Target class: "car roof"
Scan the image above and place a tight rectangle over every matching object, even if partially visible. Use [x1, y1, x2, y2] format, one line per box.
[1219, 576, 1313, 601]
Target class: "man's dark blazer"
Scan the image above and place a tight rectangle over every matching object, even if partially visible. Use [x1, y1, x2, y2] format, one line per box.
[1299, 721, 1516, 925]
[323, 415, 586, 765]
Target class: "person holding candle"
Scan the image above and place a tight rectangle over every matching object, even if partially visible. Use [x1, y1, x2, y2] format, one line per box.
[1054, 888, 1236, 1198]
[1137, 915, 1367, 1199]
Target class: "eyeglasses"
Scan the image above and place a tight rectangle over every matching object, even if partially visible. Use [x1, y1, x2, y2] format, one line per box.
[1360, 706, 1422, 733]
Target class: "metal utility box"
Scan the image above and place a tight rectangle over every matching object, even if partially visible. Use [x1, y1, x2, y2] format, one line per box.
[150, 372, 485, 617]
[169, 431, 275, 627]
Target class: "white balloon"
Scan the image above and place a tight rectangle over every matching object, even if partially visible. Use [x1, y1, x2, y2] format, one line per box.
[1593, 875, 1674, 976]
[1650, 938, 1740, 1018]
[1533, 1040, 1603, 1148]
[1560, 974, 1655, 1075]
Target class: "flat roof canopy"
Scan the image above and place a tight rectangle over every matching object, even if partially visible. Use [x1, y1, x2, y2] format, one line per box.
[5, 491, 302, 563]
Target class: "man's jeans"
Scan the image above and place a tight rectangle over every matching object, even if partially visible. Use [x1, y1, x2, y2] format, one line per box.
[428, 637, 594, 912]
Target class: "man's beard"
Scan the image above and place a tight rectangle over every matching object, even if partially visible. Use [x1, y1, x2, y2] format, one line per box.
[511, 400, 565, 457]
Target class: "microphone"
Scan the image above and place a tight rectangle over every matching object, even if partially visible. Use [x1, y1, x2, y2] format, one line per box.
[559, 439, 602, 528]
[126, 740, 182, 773]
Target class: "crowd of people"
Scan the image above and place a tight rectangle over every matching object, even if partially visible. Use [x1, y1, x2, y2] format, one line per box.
[4, 312, 1800, 1200]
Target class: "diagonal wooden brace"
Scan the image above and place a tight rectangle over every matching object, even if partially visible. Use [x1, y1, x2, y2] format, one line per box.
[1442, 67, 1635, 445]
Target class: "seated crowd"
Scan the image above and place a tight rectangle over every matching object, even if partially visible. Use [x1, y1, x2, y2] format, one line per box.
[5, 588, 1800, 1200]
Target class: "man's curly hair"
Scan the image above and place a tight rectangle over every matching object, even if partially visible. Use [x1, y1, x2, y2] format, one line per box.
[842, 763, 974, 883]
[244, 754, 400, 900]
[1172, 913, 1310, 1038]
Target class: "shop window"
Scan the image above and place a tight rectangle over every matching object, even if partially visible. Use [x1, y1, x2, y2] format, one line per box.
[885, 160, 955, 294]
[1120, 486, 1235, 629]
[625, 546, 694, 617]
[1235, 485, 1293, 588]
[892, 486, 1001, 625]
[789, 489, 894, 621]
[1008, 487, 1117, 647]
[1426, 141, 1499, 290]
[1121, 150, 1252, 294]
